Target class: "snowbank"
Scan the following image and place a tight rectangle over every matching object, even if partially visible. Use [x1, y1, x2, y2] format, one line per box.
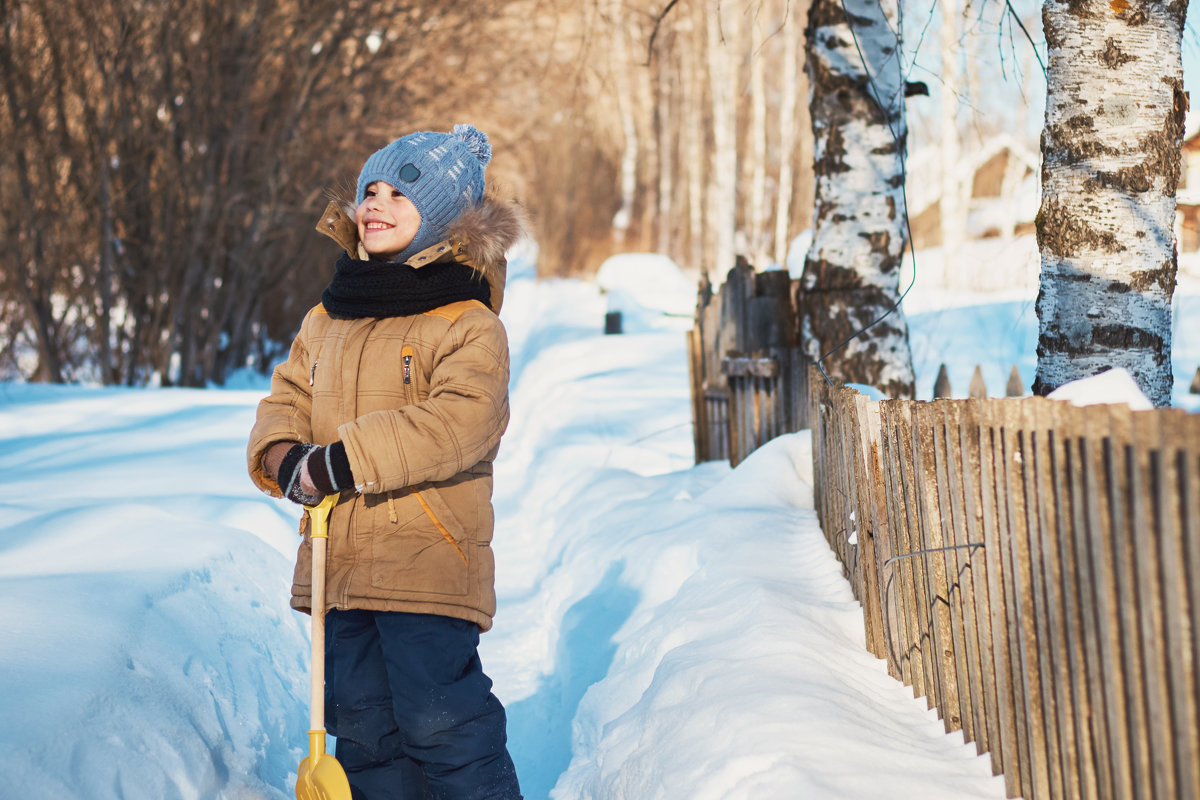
[0, 385, 308, 798]
[14, 247, 1174, 800]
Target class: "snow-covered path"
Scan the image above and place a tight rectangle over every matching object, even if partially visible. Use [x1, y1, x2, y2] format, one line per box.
[0, 253, 1006, 798]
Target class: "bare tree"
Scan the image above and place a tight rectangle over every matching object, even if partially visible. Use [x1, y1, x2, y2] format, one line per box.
[1033, 0, 1185, 406]
[705, 0, 740, 281]
[773, 0, 801, 267]
[0, 0, 482, 385]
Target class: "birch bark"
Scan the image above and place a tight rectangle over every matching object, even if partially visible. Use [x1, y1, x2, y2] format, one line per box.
[801, 0, 915, 398]
[1034, 0, 1186, 406]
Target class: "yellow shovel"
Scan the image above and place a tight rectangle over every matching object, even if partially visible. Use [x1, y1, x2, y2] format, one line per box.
[296, 493, 352, 800]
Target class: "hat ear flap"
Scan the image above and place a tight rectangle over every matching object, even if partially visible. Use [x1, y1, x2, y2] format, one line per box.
[451, 124, 492, 168]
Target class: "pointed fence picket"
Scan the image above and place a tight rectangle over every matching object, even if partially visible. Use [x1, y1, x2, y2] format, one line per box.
[810, 371, 1200, 800]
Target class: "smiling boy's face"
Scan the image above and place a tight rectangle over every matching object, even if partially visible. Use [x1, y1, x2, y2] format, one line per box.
[356, 181, 422, 260]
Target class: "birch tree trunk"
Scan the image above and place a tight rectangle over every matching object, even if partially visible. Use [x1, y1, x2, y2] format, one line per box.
[800, 0, 915, 398]
[1034, 0, 1186, 406]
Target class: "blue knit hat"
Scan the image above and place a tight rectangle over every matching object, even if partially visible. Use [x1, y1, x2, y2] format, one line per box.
[356, 124, 491, 261]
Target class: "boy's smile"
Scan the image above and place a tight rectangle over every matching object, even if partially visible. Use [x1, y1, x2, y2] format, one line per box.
[356, 180, 421, 260]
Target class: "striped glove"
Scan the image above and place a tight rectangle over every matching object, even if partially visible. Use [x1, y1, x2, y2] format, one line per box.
[277, 443, 322, 505]
[304, 441, 355, 496]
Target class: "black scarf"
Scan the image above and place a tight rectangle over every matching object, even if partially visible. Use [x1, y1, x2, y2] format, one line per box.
[320, 253, 491, 319]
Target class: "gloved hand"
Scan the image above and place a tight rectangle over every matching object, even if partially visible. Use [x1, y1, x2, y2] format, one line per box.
[277, 441, 354, 505]
[304, 441, 354, 496]
[277, 443, 323, 506]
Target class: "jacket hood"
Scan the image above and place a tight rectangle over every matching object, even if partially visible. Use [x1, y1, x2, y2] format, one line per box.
[315, 191, 528, 314]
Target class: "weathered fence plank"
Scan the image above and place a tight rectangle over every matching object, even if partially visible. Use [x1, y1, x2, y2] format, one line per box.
[915, 402, 963, 732]
[1000, 400, 1046, 800]
[935, 401, 984, 747]
[1131, 411, 1174, 800]
[1181, 414, 1200, 799]
[899, 402, 943, 708]
[955, 402, 1004, 768]
[977, 403, 1023, 797]
[1110, 404, 1154, 800]
[852, 393, 888, 661]
[882, 401, 928, 699]
[1082, 405, 1133, 798]
[1046, 401, 1096, 800]
[1026, 400, 1068, 800]
[864, 396, 907, 681]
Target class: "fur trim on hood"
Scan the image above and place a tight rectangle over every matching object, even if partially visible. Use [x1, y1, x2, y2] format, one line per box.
[314, 190, 528, 314]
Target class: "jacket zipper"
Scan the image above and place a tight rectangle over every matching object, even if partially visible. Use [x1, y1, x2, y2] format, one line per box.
[401, 345, 417, 404]
[309, 358, 319, 386]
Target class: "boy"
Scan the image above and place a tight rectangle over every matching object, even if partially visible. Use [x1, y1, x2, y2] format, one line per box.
[247, 124, 525, 800]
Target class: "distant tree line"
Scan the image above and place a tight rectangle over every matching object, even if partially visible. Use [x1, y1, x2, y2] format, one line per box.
[2, 0, 1186, 404]
[538, 0, 816, 280]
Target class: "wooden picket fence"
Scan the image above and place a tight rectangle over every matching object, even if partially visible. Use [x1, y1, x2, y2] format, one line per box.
[811, 370, 1200, 800]
[688, 258, 809, 465]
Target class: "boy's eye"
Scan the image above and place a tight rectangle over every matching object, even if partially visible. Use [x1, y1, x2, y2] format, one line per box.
[392, 189, 403, 198]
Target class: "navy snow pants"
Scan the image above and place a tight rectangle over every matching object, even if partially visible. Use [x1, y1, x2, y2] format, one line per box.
[324, 609, 522, 800]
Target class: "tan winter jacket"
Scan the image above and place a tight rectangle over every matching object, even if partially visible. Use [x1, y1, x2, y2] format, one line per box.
[247, 194, 525, 631]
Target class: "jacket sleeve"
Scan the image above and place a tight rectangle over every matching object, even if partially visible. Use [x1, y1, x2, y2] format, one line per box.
[246, 309, 319, 496]
[338, 308, 510, 493]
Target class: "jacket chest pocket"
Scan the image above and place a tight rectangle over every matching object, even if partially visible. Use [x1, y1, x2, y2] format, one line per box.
[351, 336, 422, 414]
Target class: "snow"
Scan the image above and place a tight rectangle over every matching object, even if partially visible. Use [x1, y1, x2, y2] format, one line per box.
[2, 245, 1197, 800]
[1047, 367, 1155, 410]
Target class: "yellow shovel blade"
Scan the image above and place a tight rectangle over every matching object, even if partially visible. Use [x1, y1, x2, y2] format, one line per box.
[296, 732, 352, 800]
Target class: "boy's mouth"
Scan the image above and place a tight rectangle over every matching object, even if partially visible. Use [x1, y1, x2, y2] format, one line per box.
[364, 221, 392, 231]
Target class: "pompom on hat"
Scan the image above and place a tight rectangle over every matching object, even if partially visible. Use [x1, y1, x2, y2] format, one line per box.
[356, 124, 492, 261]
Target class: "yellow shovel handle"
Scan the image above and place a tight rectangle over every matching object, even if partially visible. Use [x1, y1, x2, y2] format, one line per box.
[304, 493, 338, 739]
